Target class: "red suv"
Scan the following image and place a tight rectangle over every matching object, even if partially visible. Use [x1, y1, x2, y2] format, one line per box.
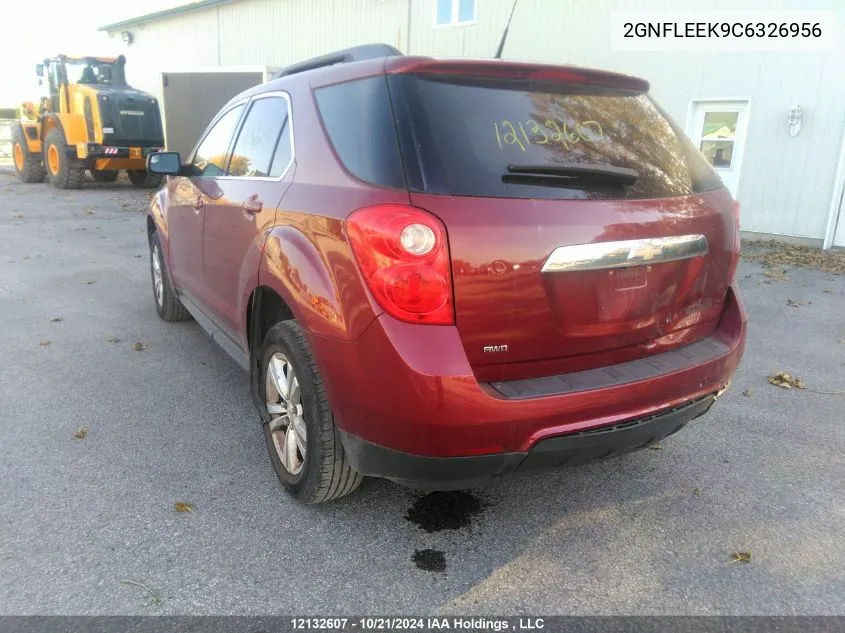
[146, 45, 746, 503]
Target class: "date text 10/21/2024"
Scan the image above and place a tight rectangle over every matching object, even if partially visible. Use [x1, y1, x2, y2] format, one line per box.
[290, 617, 546, 630]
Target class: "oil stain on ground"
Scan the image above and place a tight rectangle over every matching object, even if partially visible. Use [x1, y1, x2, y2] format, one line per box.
[405, 491, 488, 533]
[412, 549, 447, 572]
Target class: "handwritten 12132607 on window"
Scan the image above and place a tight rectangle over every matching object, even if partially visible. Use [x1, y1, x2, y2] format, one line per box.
[495, 119, 604, 151]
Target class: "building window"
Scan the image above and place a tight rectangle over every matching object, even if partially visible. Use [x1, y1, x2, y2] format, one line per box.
[434, 0, 476, 27]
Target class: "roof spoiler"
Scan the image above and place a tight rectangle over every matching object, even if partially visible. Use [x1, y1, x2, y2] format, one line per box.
[273, 44, 403, 79]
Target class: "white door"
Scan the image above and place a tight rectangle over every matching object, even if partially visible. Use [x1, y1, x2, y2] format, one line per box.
[687, 101, 750, 199]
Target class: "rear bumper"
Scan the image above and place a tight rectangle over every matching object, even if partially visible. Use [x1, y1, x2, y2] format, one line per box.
[339, 393, 716, 490]
[74, 144, 162, 160]
[307, 283, 746, 482]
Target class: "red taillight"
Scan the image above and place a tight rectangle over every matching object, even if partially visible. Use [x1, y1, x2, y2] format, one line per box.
[346, 205, 454, 325]
[728, 199, 741, 280]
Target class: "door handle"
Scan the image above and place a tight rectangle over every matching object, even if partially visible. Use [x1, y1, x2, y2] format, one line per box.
[242, 195, 263, 215]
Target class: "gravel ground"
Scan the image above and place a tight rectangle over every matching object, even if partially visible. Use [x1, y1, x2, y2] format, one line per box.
[1, 173, 843, 615]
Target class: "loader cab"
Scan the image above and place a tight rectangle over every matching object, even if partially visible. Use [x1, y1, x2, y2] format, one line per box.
[39, 55, 127, 113]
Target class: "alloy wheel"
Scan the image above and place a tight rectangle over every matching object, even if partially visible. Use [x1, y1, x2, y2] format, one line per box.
[151, 244, 164, 307]
[265, 353, 307, 475]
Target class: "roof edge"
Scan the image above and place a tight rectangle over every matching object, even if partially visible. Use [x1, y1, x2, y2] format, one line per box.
[98, 0, 232, 32]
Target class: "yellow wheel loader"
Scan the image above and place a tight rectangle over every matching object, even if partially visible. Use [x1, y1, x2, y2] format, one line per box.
[11, 55, 164, 189]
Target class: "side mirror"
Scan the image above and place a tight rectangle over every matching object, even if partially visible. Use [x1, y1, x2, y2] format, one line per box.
[147, 151, 182, 175]
[35, 64, 44, 76]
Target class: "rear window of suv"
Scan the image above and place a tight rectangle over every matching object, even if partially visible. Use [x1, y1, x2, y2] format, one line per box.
[394, 75, 722, 200]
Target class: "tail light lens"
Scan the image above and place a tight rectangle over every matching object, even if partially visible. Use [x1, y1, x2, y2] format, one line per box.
[728, 199, 741, 281]
[346, 204, 454, 325]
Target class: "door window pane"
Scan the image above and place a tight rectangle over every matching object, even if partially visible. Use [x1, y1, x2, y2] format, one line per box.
[193, 104, 244, 178]
[700, 140, 734, 168]
[701, 111, 738, 139]
[229, 97, 290, 178]
[699, 111, 739, 168]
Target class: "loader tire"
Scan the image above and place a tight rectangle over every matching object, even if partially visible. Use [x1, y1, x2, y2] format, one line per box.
[44, 129, 84, 189]
[11, 125, 46, 183]
[127, 170, 163, 189]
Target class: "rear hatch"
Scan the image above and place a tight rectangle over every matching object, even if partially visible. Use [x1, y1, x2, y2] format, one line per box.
[385, 59, 737, 383]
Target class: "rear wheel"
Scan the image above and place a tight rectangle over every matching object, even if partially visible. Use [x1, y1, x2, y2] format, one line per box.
[11, 125, 46, 183]
[44, 129, 84, 189]
[91, 169, 119, 182]
[259, 320, 362, 503]
[149, 231, 190, 322]
[128, 170, 163, 189]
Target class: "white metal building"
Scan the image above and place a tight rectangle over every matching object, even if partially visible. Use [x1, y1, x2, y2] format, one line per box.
[99, 0, 845, 248]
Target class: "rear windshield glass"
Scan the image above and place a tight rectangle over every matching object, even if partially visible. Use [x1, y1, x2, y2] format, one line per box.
[400, 76, 721, 200]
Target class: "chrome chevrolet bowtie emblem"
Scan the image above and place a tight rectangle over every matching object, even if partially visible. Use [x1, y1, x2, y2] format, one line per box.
[635, 242, 659, 262]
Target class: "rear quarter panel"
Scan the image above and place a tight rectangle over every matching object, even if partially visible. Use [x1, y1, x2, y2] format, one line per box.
[257, 76, 410, 342]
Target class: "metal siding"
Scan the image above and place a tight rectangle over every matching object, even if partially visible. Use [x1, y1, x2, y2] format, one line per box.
[217, 0, 409, 66]
[111, 0, 845, 239]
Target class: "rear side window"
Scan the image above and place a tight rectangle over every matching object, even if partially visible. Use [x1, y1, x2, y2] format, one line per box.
[398, 76, 721, 200]
[315, 76, 406, 189]
[229, 96, 291, 178]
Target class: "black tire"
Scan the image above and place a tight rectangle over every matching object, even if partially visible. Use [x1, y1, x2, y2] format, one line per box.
[91, 169, 119, 182]
[128, 170, 163, 189]
[44, 129, 84, 189]
[259, 320, 362, 503]
[149, 231, 191, 322]
[11, 125, 46, 183]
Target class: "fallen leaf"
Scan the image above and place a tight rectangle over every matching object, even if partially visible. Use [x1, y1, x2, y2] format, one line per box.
[85, 208, 96, 215]
[50, 317, 63, 323]
[85, 280, 95, 285]
[742, 388, 753, 397]
[743, 240, 845, 274]
[786, 299, 807, 307]
[760, 267, 790, 281]
[730, 550, 752, 564]
[823, 289, 834, 294]
[768, 372, 807, 390]
[174, 501, 194, 513]
[73, 427, 88, 440]
[106, 335, 120, 344]
[133, 342, 146, 352]
[692, 487, 701, 496]
[648, 442, 663, 451]
[39, 340, 51, 347]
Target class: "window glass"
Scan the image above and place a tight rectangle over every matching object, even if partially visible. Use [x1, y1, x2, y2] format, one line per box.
[192, 104, 244, 178]
[436, 0, 452, 25]
[268, 116, 293, 178]
[315, 76, 406, 189]
[699, 111, 738, 168]
[457, 0, 475, 23]
[229, 97, 290, 177]
[400, 76, 721, 200]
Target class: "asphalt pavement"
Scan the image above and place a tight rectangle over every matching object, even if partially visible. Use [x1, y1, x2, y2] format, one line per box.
[1, 172, 843, 615]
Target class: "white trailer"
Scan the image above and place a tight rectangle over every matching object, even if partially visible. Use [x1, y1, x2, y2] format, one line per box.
[159, 66, 278, 157]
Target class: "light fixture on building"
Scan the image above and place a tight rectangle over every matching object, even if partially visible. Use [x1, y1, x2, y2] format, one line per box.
[121, 31, 134, 46]
[788, 104, 802, 137]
